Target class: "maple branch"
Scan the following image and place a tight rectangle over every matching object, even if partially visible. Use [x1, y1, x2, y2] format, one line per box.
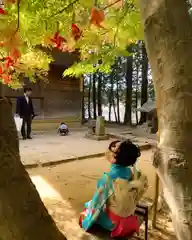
[50, 0, 79, 17]
[16, 0, 20, 32]
[10, 0, 20, 39]
[103, 0, 122, 10]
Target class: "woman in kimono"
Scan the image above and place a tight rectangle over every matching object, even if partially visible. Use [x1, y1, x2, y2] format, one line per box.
[79, 139, 148, 238]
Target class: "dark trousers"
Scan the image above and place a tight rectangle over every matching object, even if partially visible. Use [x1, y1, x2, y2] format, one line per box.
[21, 116, 32, 138]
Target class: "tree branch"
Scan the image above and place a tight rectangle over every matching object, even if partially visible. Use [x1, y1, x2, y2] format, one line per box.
[50, 0, 79, 17]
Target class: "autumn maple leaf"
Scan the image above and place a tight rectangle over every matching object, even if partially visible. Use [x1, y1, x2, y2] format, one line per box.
[10, 48, 21, 62]
[2, 74, 12, 84]
[0, 65, 4, 75]
[0, 8, 7, 14]
[90, 7, 105, 28]
[50, 31, 66, 50]
[4, 56, 14, 69]
[71, 24, 82, 41]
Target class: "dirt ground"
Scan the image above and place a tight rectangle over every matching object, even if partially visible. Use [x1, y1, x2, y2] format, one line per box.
[28, 149, 176, 240]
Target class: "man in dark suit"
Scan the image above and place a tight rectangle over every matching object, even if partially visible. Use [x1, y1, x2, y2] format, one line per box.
[16, 87, 34, 140]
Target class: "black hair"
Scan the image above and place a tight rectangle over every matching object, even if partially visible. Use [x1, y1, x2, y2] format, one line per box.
[60, 122, 65, 125]
[108, 140, 120, 152]
[24, 87, 32, 93]
[114, 139, 141, 167]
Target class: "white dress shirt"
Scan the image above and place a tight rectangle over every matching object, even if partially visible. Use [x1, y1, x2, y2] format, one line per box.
[24, 93, 29, 104]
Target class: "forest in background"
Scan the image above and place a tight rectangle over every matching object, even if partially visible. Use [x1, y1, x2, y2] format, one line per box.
[82, 41, 155, 125]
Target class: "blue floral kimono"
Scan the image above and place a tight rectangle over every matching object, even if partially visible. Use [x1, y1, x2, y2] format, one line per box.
[80, 164, 132, 231]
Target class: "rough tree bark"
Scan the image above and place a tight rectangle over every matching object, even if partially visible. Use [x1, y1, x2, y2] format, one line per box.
[139, 0, 192, 239]
[0, 98, 67, 240]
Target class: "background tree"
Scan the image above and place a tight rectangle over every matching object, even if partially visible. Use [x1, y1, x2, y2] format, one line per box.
[124, 46, 133, 125]
[140, 40, 148, 124]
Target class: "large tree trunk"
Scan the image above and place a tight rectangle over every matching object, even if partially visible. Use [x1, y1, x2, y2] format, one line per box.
[124, 55, 133, 124]
[140, 0, 192, 239]
[139, 41, 148, 124]
[97, 72, 102, 116]
[0, 98, 66, 240]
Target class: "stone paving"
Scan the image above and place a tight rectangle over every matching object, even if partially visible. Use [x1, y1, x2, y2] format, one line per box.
[19, 129, 154, 168]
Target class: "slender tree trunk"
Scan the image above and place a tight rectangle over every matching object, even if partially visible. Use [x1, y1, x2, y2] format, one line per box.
[112, 98, 118, 123]
[108, 98, 112, 122]
[116, 79, 121, 123]
[88, 77, 92, 119]
[135, 64, 139, 125]
[124, 55, 133, 124]
[0, 98, 66, 240]
[140, 0, 192, 239]
[92, 73, 97, 119]
[139, 41, 148, 124]
[97, 72, 102, 116]
[108, 74, 114, 122]
[81, 78, 85, 123]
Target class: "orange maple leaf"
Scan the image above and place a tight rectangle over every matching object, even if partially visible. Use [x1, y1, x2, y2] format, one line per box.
[10, 48, 21, 62]
[90, 7, 105, 28]
[50, 31, 66, 50]
[0, 8, 7, 14]
[2, 74, 12, 84]
[0, 65, 4, 75]
[71, 24, 82, 41]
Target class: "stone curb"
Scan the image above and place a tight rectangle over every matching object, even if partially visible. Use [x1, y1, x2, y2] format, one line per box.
[24, 143, 152, 169]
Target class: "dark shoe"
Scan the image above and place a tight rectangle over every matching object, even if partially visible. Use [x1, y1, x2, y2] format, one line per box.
[23, 137, 27, 140]
[27, 136, 32, 139]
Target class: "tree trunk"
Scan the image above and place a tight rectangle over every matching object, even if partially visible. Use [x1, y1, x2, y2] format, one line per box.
[88, 77, 92, 119]
[108, 75, 113, 122]
[139, 41, 148, 124]
[112, 99, 118, 123]
[0, 98, 66, 240]
[116, 79, 121, 123]
[81, 78, 85, 123]
[135, 63, 139, 125]
[140, 0, 192, 239]
[92, 73, 97, 119]
[97, 72, 102, 116]
[124, 55, 133, 124]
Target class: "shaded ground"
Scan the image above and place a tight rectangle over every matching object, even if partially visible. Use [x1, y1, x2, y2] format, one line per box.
[28, 149, 176, 240]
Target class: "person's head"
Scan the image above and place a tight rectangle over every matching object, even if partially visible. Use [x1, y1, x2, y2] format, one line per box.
[60, 122, 65, 125]
[24, 87, 32, 97]
[108, 139, 141, 167]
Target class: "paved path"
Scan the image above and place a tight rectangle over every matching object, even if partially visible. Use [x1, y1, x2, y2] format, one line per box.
[20, 130, 154, 168]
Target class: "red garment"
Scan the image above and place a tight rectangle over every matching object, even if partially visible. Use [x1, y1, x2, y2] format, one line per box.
[107, 210, 140, 238]
[79, 207, 140, 238]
